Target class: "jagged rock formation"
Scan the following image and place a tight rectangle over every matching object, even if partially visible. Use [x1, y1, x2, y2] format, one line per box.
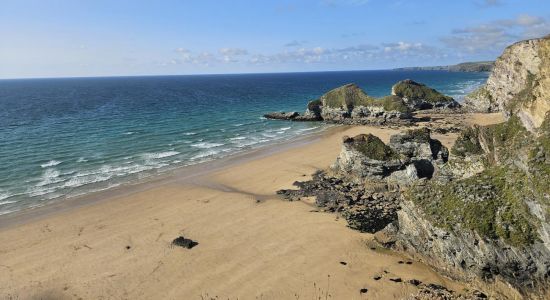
[384, 114, 550, 294]
[278, 128, 448, 233]
[265, 81, 458, 125]
[332, 128, 448, 186]
[391, 79, 460, 110]
[464, 35, 550, 133]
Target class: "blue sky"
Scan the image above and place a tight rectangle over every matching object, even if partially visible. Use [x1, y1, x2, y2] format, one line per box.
[1, 0, 549, 78]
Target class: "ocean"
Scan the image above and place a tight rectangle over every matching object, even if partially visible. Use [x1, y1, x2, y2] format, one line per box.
[0, 70, 488, 216]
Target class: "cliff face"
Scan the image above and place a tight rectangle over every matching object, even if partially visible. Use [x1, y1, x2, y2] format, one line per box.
[388, 35, 550, 295]
[465, 35, 550, 132]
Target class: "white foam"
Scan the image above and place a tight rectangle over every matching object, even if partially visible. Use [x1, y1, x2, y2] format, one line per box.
[36, 168, 63, 187]
[123, 131, 134, 135]
[183, 132, 197, 136]
[142, 151, 180, 159]
[262, 133, 276, 138]
[191, 149, 221, 160]
[41, 160, 62, 168]
[279, 127, 291, 131]
[0, 209, 17, 216]
[0, 192, 11, 201]
[0, 200, 16, 206]
[298, 126, 319, 132]
[191, 142, 224, 149]
[230, 136, 246, 141]
[77, 157, 88, 163]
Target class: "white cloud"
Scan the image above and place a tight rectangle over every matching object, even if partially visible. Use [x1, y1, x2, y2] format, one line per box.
[441, 14, 550, 54]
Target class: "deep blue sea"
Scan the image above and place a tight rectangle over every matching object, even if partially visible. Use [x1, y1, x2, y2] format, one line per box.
[0, 70, 488, 215]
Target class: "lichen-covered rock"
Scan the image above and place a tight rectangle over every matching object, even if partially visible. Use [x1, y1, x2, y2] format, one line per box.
[463, 86, 498, 113]
[464, 35, 550, 132]
[331, 128, 448, 187]
[266, 83, 415, 124]
[391, 79, 459, 110]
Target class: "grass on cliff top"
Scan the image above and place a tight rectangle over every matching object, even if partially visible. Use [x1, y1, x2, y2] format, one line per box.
[320, 83, 410, 113]
[409, 166, 539, 247]
[451, 126, 485, 157]
[392, 80, 454, 103]
[415, 116, 548, 247]
[351, 134, 399, 161]
[466, 85, 494, 103]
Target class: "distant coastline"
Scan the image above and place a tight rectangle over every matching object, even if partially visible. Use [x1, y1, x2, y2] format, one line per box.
[393, 61, 494, 73]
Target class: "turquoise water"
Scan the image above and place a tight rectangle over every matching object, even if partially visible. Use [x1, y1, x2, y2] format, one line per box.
[0, 70, 488, 215]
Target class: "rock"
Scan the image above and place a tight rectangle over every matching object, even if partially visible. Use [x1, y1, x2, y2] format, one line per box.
[389, 277, 402, 283]
[263, 111, 299, 120]
[263, 83, 418, 125]
[331, 129, 448, 186]
[464, 35, 550, 132]
[171, 236, 198, 249]
[408, 279, 422, 286]
[391, 79, 459, 110]
[359, 288, 368, 294]
[373, 275, 382, 280]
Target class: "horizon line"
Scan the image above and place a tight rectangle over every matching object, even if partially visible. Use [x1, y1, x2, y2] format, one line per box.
[0, 63, 492, 81]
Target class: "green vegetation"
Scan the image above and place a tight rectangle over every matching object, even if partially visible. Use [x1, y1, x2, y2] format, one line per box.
[506, 71, 537, 113]
[409, 166, 539, 247]
[451, 126, 484, 157]
[307, 99, 322, 111]
[377, 95, 411, 113]
[321, 83, 375, 109]
[351, 134, 399, 161]
[413, 116, 548, 247]
[400, 127, 431, 143]
[318, 83, 410, 113]
[466, 86, 494, 104]
[392, 80, 454, 104]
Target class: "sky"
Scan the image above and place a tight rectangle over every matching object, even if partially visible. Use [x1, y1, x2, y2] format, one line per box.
[1, 0, 549, 79]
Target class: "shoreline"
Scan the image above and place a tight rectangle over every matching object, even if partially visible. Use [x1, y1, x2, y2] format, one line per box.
[0, 112, 505, 299]
[0, 124, 343, 229]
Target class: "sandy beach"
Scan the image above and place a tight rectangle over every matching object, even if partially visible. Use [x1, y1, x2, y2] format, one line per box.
[0, 113, 504, 299]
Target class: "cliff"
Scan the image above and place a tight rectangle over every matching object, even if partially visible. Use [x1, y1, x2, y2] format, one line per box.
[277, 35, 550, 298]
[464, 35, 550, 132]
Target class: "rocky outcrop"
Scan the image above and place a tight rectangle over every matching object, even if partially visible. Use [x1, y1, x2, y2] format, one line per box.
[391, 79, 460, 110]
[464, 35, 550, 133]
[265, 81, 458, 125]
[277, 171, 400, 233]
[382, 113, 550, 296]
[278, 128, 448, 233]
[331, 128, 448, 186]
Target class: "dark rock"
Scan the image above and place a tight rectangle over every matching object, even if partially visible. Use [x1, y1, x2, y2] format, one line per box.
[339, 261, 347, 266]
[359, 288, 368, 294]
[263, 111, 300, 120]
[373, 275, 382, 281]
[172, 236, 198, 249]
[408, 279, 422, 286]
[389, 277, 402, 283]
